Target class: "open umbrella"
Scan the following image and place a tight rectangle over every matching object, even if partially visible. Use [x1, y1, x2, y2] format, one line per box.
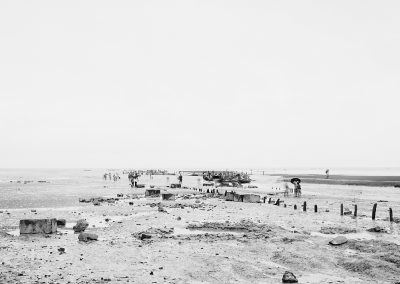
[290, 177, 301, 184]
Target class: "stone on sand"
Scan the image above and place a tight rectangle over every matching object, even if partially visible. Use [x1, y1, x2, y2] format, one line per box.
[56, 219, 66, 227]
[161, 193, 175, 201]
[19, 218, 57, 234]
[282, 271, 298, 283]
[73, 219, 89, 233]
[78, 232, 98, 242]
[367, 226, 386, 233]
[329, 236, 348, 245]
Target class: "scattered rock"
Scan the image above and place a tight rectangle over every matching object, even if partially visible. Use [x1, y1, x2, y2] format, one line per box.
[140, 233, 152, 240]
[56, 219, 66, 227]
[73, 219, 89, 233]
[282, 271, 298, 283]
[162, 193, 176, 201]
[19, 219, 57, 234]
[367, 226, 387, 233]
[329, 236, 348, 245]
[78, 232, 98, 242]
[320, 226, 356, 234]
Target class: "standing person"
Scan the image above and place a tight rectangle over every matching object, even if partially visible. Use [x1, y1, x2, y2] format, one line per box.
[284, 182, 289, 197]
[325, 169, 330, 179]
[178, 173, 183, 185]
[294, 181, 301, 197]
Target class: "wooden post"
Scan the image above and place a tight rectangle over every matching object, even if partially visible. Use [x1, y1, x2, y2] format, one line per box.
[284, 204, 287, 208]
[314, 205, 317, 213]
[263, 197, 266, 203]
[372, 203, 377, 220]
[354, 205, 357, 217]
[340, 204, 343, 216]
[389, 208, 393, 222]
[294, 205, 297, 210]
[303, 201, 306, 212]
[268, 198, 271, 204]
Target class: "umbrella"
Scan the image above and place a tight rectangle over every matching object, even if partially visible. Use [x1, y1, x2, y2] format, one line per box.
[290, 177, 301, 184]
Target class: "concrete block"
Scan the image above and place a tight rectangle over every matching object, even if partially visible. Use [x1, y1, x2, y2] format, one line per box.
[233, 193, 244, 202]
[145, 189, 161, 197]
[242, 194, 260, 203]
[225, 192, 235, 201]
[161, 193, 176, 201]
[19, 218, 57, 234]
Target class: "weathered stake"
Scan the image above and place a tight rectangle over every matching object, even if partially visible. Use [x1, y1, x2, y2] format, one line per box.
[294, 205, 297, 210]
[340, 204, 344, 216]
[303, 201, 307, 212]
[389, 208, 393, 222]
[372, 203, 377, 220]
[354, 204, 357, 217]
[314, 205, 317, 213]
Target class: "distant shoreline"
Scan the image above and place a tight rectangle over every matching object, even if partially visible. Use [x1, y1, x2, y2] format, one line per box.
[271, 174, 400, 187]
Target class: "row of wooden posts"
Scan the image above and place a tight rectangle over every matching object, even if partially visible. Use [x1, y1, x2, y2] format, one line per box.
[263, 197, 395, 223]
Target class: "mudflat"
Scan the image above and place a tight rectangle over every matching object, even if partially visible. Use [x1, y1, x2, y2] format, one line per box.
[0, 172, 400, 283]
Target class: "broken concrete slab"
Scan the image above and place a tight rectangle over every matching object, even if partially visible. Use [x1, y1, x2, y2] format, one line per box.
[145, 189, 161, 197]
[243, 194, 260, 203]
[19, 219, 57, 234]
[78, 232, 98, 242]
[161, 193, 176, 201]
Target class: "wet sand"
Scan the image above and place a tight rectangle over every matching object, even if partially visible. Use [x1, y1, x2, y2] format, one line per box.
[276, 174, 400, 187]
[1, 172, 400, 283]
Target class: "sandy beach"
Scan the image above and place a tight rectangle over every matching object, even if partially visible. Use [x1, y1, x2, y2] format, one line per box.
[0, 170, 400, 283]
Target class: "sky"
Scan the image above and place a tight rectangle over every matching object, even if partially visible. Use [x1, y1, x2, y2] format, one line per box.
[0, 1, 399, 169]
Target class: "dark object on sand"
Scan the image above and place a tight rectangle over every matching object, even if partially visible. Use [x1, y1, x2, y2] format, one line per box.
[372, 203, 377, 220]
[140, 233, 152, 240]
[329, 236, 348, 245]
[20, 219, 57, 234]
[161, 193, 175, 201]
[56, 219, 66, 227]
[367, 226, 386, 233]
[170, 184, 181, 189]
[145, 189, 161, 197]
[78, 232, 98, 242]
[290, 178, 301, 184]
[282, 271, 298, 283]
[73, 219, 89, 233]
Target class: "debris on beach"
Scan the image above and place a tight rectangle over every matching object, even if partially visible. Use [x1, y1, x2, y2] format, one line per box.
[73, 219, 89, 233]
[19, 219, 57, 234]
[133, 227, 174, 240]
[282, 271, 298, 283]
[367, 226, 387, 233]
[329, 236, 348, 246]
[320, 226, 356, 234]
[161, 193, 176, 201]
[78, 232, 98, 242]
[145, 189, 161, 197]
[56, 219, 66, 227]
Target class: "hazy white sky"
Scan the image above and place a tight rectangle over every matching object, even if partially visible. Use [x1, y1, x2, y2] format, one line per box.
[0, 1, 399, 169]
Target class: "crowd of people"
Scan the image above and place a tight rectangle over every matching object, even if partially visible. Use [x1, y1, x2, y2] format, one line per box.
[103, 172, 121, 182]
